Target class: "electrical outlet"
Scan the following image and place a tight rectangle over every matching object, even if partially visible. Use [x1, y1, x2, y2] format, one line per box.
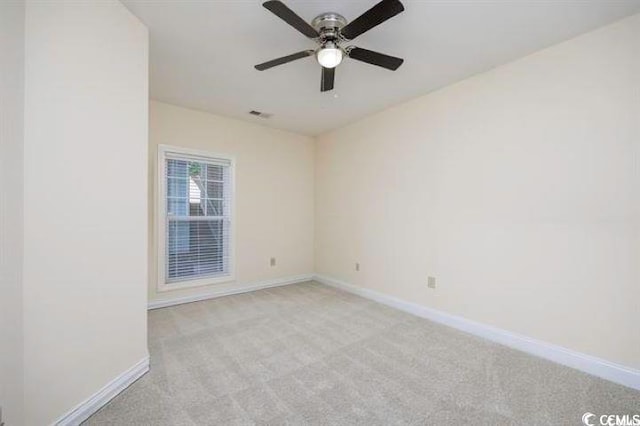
[355, 262, 360, 272]
[427, 276, 436, 289]
[270, 257, 276, 267]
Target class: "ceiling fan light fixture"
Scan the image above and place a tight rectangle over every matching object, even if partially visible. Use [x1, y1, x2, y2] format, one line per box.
[316, 44, 343, 68]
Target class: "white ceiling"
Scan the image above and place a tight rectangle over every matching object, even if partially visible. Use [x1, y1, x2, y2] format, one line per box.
[123, 0, 640, 136]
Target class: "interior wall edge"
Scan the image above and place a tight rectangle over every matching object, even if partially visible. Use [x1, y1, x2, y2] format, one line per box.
[54, 355, 150, 426]
[0, 0, 25, 424]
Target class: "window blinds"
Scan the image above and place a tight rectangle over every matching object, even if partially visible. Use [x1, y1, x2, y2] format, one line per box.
[164, 152, 232, 283]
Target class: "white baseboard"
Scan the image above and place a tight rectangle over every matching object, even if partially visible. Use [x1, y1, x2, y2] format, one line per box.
[148, 273, 314, 310]
[314, 274, 640, 391]
[55, 355, 149, 426]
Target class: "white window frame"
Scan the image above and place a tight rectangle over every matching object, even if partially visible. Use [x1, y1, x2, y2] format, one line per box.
[156, 144, 236, 292]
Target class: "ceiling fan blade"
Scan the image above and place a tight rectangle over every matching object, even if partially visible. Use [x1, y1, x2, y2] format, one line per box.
[262, 1, 319, 38]
[321, 67, 335, 92]
[348, 47, 403, 70]
[341, 0, 404, 40]
[255, 50, 314, 71]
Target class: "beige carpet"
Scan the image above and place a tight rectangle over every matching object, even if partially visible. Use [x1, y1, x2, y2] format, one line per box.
[85, 281, 639, 425]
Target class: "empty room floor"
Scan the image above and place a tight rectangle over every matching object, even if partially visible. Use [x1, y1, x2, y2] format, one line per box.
[85, 282, 639, 425]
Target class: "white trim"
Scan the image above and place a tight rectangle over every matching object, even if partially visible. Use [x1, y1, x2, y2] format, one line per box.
[54, 356, 150, 426]
[148, 273, 314, 310]
[314, 274, 640, 391]
[156, 144, 237, 292]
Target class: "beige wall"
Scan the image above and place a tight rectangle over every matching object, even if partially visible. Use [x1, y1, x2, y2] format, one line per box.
[23, 1, 149, 424]
[0, 1, 25, 424]
[316, 14, 640, 370]
[148, 101, 315, 304]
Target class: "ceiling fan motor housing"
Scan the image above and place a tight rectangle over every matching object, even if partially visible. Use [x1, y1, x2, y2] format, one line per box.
[312, 13, 347, 43]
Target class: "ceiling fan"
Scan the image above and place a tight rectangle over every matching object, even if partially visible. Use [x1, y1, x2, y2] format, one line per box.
[254, 0, 405, 92]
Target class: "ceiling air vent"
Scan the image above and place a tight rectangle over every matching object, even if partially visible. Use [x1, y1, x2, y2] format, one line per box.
[249, 110, 272, 119]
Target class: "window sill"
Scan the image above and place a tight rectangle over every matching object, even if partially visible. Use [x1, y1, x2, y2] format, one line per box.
[157, 274, 235, 293]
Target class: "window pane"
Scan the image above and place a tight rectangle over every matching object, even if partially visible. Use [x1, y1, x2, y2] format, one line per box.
[206, 164, 224, 181]
[204, 199, 224, 216]
[188, 201, 206, 217]
[206, 181, 223, 199]
[167, 219, 227, 280]
[164, 153, 231, 285]
[167, 159, 188, 179]
[167, 221, 190, 254]
[188, 161, 202, 179]
[167, 197, 187, 216]
[167, 177, 188, 198]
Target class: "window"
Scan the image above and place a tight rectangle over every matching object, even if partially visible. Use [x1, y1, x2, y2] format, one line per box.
[157, 146, 234, 290]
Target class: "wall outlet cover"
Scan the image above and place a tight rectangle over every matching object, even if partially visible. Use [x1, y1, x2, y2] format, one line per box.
[427, 276, 436, 289]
